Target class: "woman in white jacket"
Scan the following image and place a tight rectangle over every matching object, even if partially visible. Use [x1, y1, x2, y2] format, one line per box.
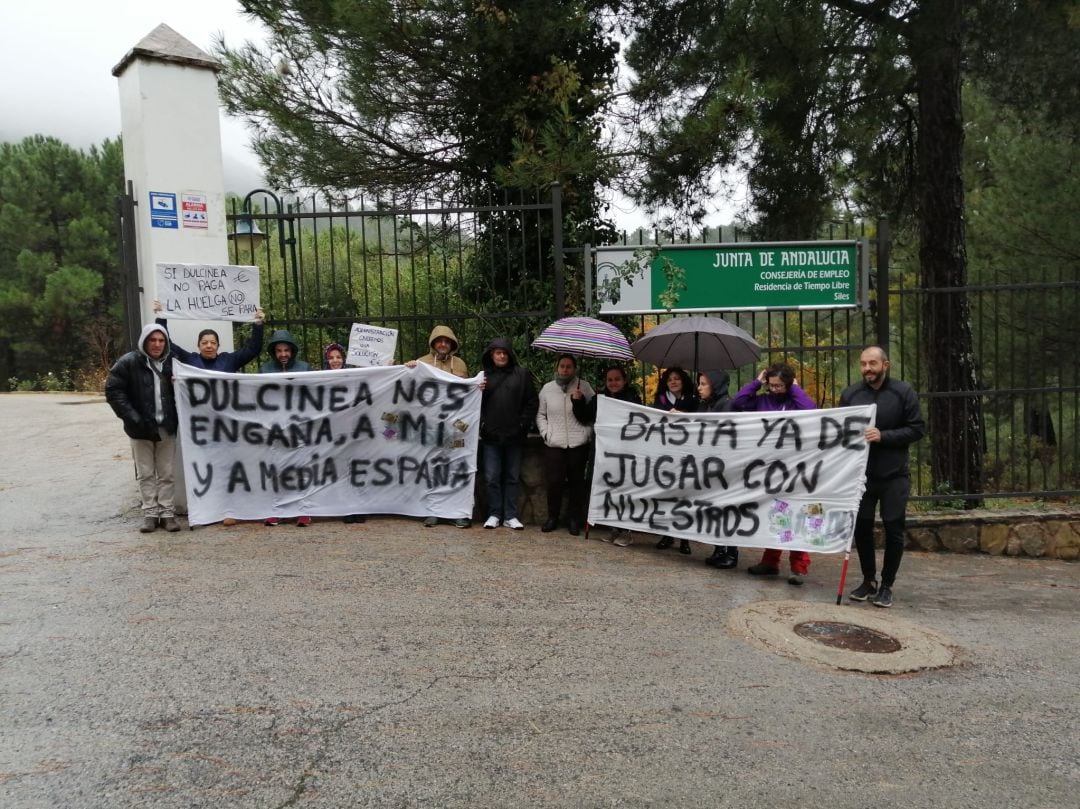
[536, 354, 595, 535]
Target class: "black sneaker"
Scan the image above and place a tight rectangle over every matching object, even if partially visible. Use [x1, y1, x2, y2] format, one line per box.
[849, 579, 878, 602]
[872, 586, 893, 608]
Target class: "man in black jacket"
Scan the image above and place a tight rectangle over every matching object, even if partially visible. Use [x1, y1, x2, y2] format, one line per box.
[839, 345, 925, 607]
[105, 324, 180, 533]
[479, 338, 539, 530]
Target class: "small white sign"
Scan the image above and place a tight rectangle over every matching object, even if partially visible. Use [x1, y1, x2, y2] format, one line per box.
[181, 191, 208, 230]
[156, 262, 261, 322]
[347, 322, 398, 367]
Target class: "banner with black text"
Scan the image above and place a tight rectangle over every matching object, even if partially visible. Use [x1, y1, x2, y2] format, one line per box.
[588, 397, 876, 552]
[174, 363, 481, 525]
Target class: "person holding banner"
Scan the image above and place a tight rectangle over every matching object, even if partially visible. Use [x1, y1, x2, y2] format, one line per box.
[573, 366, 641, 546]
[732, 363, 817, 583]
[105, 324, 180, 533]
[479, 337, 539, 530]
[406, 325, 468, 378]
[152, 300, 265, 371]
[696, 369, 740, 568]
[653, 367, 697, 554]
[405, 326, 472, 528]
[258, 330, 313, 373]
[323, 342, 367, 524]
[260, 330, 313, 526]
[537, 355, 595, 535]
[653, 367, 699, 413]
[323, 343, 346, 370]
[840, 346, 925, 608]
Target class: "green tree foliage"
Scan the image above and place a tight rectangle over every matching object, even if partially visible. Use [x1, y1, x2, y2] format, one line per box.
[623, 0, 991, 497]
[216, 1, 618, 218]
[0, 136, 125, 389]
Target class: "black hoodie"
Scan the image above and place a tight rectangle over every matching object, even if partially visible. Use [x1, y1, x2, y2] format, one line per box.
[480, 338, 539, 444]
[697, 369, 733, 413]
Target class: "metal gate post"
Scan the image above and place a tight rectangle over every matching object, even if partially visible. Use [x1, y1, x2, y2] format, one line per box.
[875, 216, 891, 350]
[551, 183, 565, 318]
[116, 180, 142, 350]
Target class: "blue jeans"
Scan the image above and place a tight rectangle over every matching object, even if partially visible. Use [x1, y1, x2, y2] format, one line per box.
[481, 441, 523, 520]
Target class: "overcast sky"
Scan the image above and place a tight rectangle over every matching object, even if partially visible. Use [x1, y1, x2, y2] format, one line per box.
[1, 1, 269, 194]
[0, 0, 724, 231]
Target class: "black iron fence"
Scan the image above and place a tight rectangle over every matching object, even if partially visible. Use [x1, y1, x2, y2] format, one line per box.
[222, 192, 1078, 504]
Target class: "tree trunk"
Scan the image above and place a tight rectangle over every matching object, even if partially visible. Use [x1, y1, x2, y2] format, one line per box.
[912, 0, 984, 502]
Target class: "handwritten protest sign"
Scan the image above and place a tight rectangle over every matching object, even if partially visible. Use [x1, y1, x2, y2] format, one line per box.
[174, 362, 481, 525]
[155, 262, 261, 322]
[588, 397, 876, 552]
[346, 323, 398, 367]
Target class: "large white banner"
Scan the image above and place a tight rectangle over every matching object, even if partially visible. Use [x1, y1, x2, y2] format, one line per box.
[155, 262, 261, 321]
[174, 363, 481, 525]
[588, 397, 877, 552]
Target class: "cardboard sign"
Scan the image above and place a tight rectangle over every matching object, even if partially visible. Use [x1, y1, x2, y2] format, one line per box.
[156, 263, 261, 322]
[346, 322, 398, 367]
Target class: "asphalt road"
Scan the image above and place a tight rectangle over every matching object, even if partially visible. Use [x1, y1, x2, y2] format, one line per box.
[1, 393, 1078, 808]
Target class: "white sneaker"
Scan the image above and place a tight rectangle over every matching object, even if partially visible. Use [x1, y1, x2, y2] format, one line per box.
[483, 515, 501, 529]
[504, 517, 525, 531]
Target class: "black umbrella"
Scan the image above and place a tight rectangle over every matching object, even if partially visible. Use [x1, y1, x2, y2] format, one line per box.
[631, 315, 762, 371]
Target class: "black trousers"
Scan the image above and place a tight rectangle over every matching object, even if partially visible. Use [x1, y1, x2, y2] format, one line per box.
[544, 445, 590, 523]
[853, 476, 910, 587]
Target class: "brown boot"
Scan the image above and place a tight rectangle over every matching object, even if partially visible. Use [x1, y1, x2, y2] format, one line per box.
[160, 516, 181, 532]
[140, 517, 158, 533]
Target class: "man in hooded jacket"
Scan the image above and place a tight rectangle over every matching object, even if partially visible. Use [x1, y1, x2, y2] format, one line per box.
[406, 325, 468, 378]
[259, 330, 312, 373]
[106, 324, 180, 533]
[259, 330, 313, 526]
[479, 337, 539, 530]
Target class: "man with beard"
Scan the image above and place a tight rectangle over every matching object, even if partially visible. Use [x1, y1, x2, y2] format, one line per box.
[840, 346, 925, 608]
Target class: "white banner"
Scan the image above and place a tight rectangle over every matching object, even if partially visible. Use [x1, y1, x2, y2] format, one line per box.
[588, 397, 877, 552]
[174, 363, 481, 525]
[346, 322, 398, 367]
[155, 262, 261, 321]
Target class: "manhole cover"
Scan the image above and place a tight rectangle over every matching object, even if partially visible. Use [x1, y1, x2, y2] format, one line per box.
[794, 621, 902, 654]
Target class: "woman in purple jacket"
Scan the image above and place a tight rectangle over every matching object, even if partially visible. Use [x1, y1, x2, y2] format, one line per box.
[731, 362, 816, 584]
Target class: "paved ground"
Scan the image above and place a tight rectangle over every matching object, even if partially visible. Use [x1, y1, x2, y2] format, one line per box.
[1, 393, 1078, 808]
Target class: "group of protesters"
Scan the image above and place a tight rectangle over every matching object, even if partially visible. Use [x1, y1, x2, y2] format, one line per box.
[105, 311, 923, 607]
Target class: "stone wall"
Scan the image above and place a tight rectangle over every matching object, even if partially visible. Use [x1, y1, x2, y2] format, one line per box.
[489, 439, 1080, 560]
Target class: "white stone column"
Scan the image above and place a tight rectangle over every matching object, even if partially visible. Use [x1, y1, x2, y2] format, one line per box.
[113, 23, 235, 355]
[114, 25, 238, 516]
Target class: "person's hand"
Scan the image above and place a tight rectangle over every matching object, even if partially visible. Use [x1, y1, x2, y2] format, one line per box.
[254, 308, 265, 324]
[864, 426, 882, 443]
[570, 387, 583, 399]
[405, 360, 417, 368]
[478, 376, 487, 390]
[758, 369, 768, 384]
[153, 299, 163, 313]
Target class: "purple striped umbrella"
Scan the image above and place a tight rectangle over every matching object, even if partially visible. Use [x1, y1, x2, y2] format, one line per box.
[530, 317, 634, 361]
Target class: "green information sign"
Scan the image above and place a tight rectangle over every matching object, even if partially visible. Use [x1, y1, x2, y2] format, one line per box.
[651, 242, 860, 310]
[595, 241, 865, 314]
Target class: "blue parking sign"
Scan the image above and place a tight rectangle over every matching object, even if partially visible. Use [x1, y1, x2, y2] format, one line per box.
[149, 191, 179, 229]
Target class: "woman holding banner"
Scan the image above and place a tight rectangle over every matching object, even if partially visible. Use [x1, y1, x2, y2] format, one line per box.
[697, 369, 740, 568]
[537, 355, 594, 536]
[652, 367, 698, 554]
[731, 362, 817, 584]
[573, 365, 641, 546]
[153, 300, 265, 372]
